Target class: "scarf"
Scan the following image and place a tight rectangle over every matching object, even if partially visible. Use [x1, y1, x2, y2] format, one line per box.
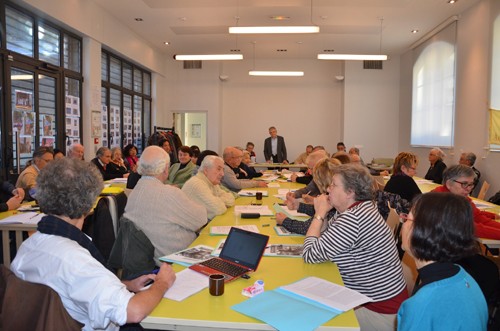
[37, 215, 107, 267]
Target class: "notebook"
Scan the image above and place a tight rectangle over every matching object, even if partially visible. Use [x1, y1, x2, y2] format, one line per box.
[189, 227, 269, 282]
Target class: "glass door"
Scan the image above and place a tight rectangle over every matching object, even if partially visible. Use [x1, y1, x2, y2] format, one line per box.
[8, 66, 59, 176]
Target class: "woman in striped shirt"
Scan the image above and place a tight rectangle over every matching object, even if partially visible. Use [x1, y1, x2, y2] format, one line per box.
[303, 163, 408, 331]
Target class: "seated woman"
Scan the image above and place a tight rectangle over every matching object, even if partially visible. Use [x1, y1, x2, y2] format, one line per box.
[108, 147, 129, 176]
[123, 144, 139, 172]
[432, 164, 500, 240]
[302, 164, 408, 331]
[397, 192, 487, 330]
[424, 148, 447, 184]
[167, 146, 196, 188]
[384, 152, 422, 202]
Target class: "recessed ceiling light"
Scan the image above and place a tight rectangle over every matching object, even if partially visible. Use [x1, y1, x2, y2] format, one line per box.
[270, 16, 290, 21]
[134, 18, 143, 22]
[411, 29, 419, 34]
[448, 0, 457, 3]
[164, 42, 170, 45]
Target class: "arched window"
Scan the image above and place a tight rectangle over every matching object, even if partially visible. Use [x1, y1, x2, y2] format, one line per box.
[411, 22, 457, 147]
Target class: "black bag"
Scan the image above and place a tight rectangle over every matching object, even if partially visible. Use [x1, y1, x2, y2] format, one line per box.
[488, 191, 500, 205]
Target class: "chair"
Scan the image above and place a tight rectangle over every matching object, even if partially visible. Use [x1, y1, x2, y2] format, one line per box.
[108, 217, 156, 280]
[386, 202, 402, 240]
[0, 265, 83, 331]
[478, 181, 490, 201]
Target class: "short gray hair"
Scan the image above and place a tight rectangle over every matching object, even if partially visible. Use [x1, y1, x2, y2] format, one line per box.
[96, 146, 110, 157]
[36, 158, 103, 219]
[443, 164, 475, 182]
[137, 146, 170, 176]
[199, 155, 223, 172]
[333, 164, 375, 201]
[431, 147, 446, 160]
[462, 152, 477, 166]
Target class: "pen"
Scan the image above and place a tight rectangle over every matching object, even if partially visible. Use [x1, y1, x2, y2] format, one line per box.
[262, 224, 270, 227]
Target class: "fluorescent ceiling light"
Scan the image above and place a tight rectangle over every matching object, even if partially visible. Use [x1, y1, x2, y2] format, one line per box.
[249, 71, 304, 77]
[174, 54, 243, 61]
[318, 54, 388, 61]
[229, 26, 319, 34]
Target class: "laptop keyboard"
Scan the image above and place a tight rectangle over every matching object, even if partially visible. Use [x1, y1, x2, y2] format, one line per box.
[200, 258, 249, 277]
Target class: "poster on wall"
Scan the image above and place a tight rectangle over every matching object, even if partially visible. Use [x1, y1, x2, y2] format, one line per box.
[110, 106, 121, 147]
[41, 114, 54, 136]
[102, 105, 108, 147]
[133, 109, 142, 145]
[123, 108, 132, 145]
[15, 90, 33, 111]
[22, 111, 35, 136]
[65, 95, 81, 140]
[191, 124, 201, 138]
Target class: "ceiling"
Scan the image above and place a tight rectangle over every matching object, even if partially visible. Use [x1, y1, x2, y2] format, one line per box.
[91, 0, 480, 60]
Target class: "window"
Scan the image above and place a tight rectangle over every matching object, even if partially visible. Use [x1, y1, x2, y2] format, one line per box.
[6, 6, 34, 57]
[38, 23, 60, 66]
[101, 50, 152, 151]
[489, 15, 500, 150]
[411, 22, 457, 148]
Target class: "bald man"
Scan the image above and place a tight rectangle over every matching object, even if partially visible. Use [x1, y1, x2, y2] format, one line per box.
[220, 147, 267, 192]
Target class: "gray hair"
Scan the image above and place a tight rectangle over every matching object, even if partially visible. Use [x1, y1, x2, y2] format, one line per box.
[442, 164, 475, 182]
[333, 164, 375, 201]
[33, 146, 53, 160]
[431, 147, 446, 160]
[137, 146, 170, 176]
[462, 152, 477, 166]
[199, 155, 224, 172]
[36, 158, 103, 219]
[96, 146, 110, 157]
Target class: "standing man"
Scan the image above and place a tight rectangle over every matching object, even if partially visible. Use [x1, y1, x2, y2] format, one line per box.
[263, 126, 288, 164]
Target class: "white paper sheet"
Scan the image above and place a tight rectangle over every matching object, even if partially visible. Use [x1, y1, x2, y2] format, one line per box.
[164, 268, 209, 301]
[234, 205, 273, 216]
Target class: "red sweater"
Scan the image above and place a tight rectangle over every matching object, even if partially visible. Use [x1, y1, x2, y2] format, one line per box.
[432, 186, 500, 240]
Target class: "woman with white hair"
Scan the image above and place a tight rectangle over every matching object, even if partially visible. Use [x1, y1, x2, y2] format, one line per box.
[424, 147, 447, 184]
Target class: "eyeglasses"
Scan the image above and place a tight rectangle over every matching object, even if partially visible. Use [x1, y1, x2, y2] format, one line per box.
[452, 179, 475, 190]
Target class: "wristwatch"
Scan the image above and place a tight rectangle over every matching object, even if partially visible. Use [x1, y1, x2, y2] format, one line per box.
[314, 215, 324, 222]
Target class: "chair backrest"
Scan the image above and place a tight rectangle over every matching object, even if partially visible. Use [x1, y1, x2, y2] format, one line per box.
[477, 181, 490, 201]
[0, 266, 83, 331]
[108, 217, 156, 280]
[386, 201, 401, 238]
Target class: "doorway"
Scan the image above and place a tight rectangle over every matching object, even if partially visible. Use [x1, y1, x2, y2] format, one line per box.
[173, 112, 207, 150]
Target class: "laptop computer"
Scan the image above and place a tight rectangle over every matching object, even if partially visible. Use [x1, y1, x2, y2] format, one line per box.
[189, 227, 269, 282]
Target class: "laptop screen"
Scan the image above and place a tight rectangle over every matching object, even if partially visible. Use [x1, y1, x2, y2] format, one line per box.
[219, 227, 269, 270]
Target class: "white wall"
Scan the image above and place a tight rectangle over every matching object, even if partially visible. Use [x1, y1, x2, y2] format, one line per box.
[344, 58, 401, 164]
[400, 0, 499, 198]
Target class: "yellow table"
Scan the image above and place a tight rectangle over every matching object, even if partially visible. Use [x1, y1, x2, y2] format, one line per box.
[142, 182, 360, 330]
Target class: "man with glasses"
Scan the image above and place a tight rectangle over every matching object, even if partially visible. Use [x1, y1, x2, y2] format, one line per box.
[459, 152, 481, 190]
[221, 146, 267, 192]
[432, 164, 500, 240]
[16, 146, 54, 200]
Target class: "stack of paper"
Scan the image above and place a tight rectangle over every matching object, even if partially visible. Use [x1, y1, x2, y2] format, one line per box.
[274, 226, 304, 237]
[273, 204, 309, 220]
[0, 212, 45, 225]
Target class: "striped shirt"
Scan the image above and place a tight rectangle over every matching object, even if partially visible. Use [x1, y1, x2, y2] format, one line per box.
[303, 200, 406, 302]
